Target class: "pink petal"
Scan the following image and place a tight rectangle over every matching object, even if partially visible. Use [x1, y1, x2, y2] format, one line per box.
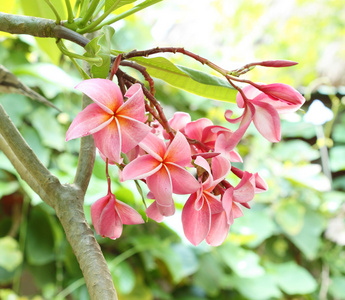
[254, 173, 269, 193]
[258, 83, 305, 106]
[206, 211, 230, 246]
[121, 154, 162, 181]
[146, 201, 165, 222]
[252, 101, 281, 142]
[146, 165, 173, 208]
[119, 83, 146, 123]
[75, 79, 123, 114]
[66, 103, 113, 141]
[232, 202, 243, 220]
[164, 131, 191, 166]
[204, 191, 223, 214]
[168, 112, 191, 133]
[139, 132, 166, 161]
[97, 194, 123, 239]
[156, 201, 175, 217]
[233, 172, 255, 203]
[225, 103, 255, 150]
[91, 194, 111, 234]
[166, 162, 200, 194]
[185, 118, 213, 140]
[115, 199, 144, 225]
[93, 118, 122, 164]
[194, 156, 213, 190]
[117, 116, 151, 153]
[211, 155, 231, 186]
[182, 194, 211, 246]
[222, 187, 234, 224]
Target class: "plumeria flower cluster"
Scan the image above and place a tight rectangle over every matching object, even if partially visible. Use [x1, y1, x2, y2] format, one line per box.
[66, 59, 305, 246]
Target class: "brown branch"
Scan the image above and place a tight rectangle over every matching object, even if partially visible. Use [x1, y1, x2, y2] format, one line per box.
[120, 60, 156, 96]
[0, 12, 89, 47]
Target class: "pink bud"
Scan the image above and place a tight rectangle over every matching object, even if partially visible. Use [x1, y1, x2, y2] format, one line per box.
[254, 60, 298, 68]
[256, 83, 305, 106]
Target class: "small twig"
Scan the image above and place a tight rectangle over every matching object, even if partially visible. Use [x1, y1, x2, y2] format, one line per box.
[120, 60, 156, 96]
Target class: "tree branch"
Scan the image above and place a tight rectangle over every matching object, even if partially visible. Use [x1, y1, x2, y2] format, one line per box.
[0, 12, 89, 47]
[0, 104, 60, 207]
[74, 93, 96, 194]
[54, 185, 118, 300]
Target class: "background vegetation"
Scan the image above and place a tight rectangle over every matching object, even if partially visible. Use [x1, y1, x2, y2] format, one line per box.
[1, 0, 345, 299]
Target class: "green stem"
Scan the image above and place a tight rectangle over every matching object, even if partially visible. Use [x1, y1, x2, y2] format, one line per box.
[44, 0, 62, 24]
[65, 0, 74, 23]
[93, 0, 106, 18]
[57, 40, 101, 63]
[78, 0, 121, 34]
[79, 0, 100, 27]
[73, 0, 81, 15]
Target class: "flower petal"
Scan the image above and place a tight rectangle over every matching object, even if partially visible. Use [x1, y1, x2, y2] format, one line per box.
[185, 118, 213, 140]
[182, 193, 211, 246]
[91, 194, 111, 235]
[66, 103, 113, 141]
[75, 79, 123, 113]
[146, 201, 165, 222]
[117, 116, 151, 153]
[252, 101, 281, 142]
[118, 83, 146, 122]
[233, 172, 255, 203]
[121, 154, 162, 181]
[225, 102, 255, 150]
[211, 155, 231, 186]
[206, 211, 230, 246]
[146, 165, 173, 208]
[115, 199, 144, 225]
[164, 131, 191, 166]
[98, 194, 123, 239]
[139, 132, 166, 161]
[166, 162, 200, 194]
[93, 118, 122, 164]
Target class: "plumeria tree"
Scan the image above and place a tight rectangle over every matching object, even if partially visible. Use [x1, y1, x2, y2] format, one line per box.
[0, 1, 305, 299]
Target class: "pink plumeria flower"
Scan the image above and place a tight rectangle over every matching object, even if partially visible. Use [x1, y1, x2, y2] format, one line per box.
[225, 83, 305, 148]
[207, 171, 258, 246]
[163, 112, 191, 139]
[182, 155, 231, 246]
[66, 79, 151, 163]
[184, 118, 242, 162]
[91, 192, 144, 239]
[121, 131, 200, 216]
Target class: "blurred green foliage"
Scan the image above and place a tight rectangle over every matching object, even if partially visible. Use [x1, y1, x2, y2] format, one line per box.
[1, 1, 345, 300]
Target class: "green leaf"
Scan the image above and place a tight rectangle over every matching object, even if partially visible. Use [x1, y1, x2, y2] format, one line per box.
[218, 243, 265, 278]
[231, 209, 277, 248]
[0, 237, 23, 272]
[109, 260, 136, 295]
[275, 200, 305, 235]
[0, 94, 32, 127]
[330, 146, 345, 172]
[272, 140, 320, 163]
[28, 107, 65, 151]
[84, 26, 115, 78]
[20, 0, 66, 64]
[228, 274, 282, 300]
[21, 125, 51, 167]
[26, 206, 55, 265]
[0, 181, 19, 198]
[131, 56, 237, 102]
[194, 254, 224, 296]
[288, 209, 326, 259]
[273, 261, 317, 295]
[329, 276, 345, 299]
[105, 0, 137, 12]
